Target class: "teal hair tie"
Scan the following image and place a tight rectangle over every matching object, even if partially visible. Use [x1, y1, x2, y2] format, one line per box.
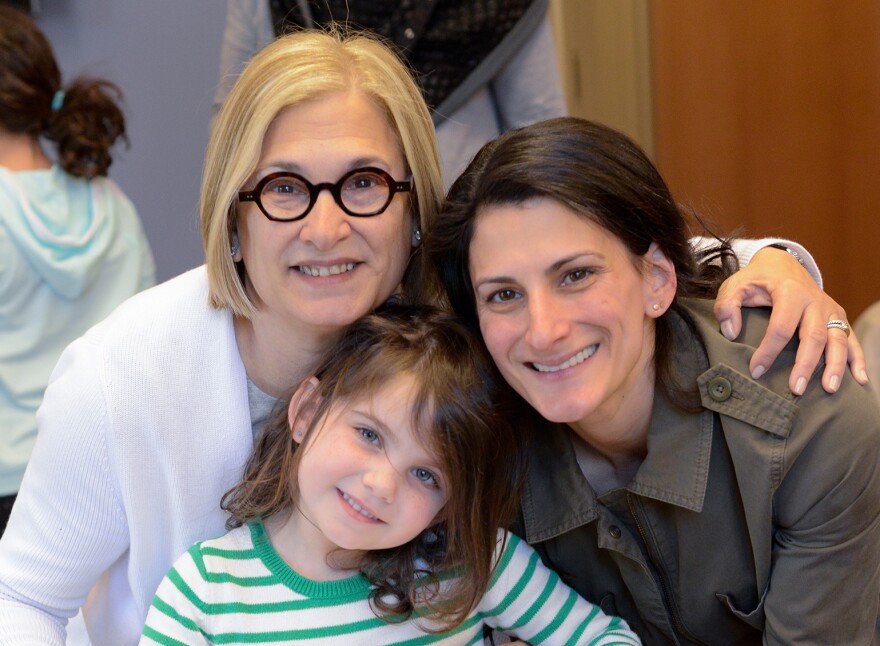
[51, 89, 65, 112]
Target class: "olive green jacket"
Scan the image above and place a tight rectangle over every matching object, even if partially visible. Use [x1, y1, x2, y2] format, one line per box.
[517, 298, 880, 644]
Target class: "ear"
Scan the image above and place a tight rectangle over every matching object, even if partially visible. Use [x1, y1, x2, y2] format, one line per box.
[642, 242, 677, 318]
[289, 376, 321, 444]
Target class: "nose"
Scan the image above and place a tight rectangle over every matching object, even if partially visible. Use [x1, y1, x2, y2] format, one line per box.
[298, 191, 351, 250]
[524, 291, 569, 351]
[362, 460, 399, 503]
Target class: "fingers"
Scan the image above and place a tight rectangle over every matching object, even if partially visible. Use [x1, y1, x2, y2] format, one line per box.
[816, 324, 851, 393]
[748, 298, 807, 388]
[752, 301, 857, 396]
[846, 329, 869, 385]
[713, 297, 744, 341]
[713, 245, 866, 395]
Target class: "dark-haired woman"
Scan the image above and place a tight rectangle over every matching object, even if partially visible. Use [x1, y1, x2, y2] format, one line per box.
[428, 117, 880, 644]
[0, 6, 155, 533]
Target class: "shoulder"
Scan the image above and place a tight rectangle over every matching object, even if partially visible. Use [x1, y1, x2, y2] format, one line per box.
[89, 175, 138, 217]
[166, 525, 255, 586]
[80, 266, 224, 345]
[43, 266, 239, 417]
[680, 299, 880, 487]
[490, 529, 544, 582]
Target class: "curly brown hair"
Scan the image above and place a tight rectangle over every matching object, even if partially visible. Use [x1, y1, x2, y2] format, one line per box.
[0, 6, 126, 178]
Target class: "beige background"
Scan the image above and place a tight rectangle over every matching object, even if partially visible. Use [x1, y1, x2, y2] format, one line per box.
[549, 0, 880, 320]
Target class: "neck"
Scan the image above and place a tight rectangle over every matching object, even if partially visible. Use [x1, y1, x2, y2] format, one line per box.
[568, 397, 653, 470]
[265, 509, 362, 581]
[568, 344, 658, 472]
[234, 310, 340, 399]
[0, 129, 52, 171]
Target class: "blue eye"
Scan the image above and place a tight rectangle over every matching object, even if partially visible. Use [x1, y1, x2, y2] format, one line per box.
[358, 427, 380, 445]
[411, 467, 439, 488]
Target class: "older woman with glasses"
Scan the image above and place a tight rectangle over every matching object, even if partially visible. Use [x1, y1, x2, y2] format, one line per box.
[0, 29, 866, 644]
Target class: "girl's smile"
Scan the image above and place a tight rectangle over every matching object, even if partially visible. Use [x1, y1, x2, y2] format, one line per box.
[282, 372, 447, 563]
[338, 489, 382, 523]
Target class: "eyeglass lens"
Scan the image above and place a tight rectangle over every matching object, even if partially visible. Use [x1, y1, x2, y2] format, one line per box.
[261, 169, 392, 219]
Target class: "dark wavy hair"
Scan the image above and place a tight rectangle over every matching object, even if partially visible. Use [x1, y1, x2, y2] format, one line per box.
[0, 6, 127, 178]
[426, 116, 738, 410]
[221, 301, 527, 631]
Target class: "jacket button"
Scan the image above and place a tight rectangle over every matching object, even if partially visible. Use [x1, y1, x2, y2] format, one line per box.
[609, 525, 622, 539]
[707, 376, 732, 402]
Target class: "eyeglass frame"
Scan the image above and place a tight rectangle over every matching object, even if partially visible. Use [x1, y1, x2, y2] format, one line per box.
[237, 166, 413, 222]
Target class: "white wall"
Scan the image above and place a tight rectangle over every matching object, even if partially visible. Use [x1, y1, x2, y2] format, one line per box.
[36, 2, 228, 282]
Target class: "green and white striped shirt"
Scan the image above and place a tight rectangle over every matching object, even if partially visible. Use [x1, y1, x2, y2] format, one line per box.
[141, 521, 640, 645]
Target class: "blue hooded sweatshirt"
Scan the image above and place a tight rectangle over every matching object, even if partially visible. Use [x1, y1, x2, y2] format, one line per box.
[0, 165, 155, 495]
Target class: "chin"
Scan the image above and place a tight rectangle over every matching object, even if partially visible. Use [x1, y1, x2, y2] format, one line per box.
[303, 302, 374, 329]
[531, 397, 593, 425]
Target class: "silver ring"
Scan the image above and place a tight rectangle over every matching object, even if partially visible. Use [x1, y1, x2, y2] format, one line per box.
[827, 319, 851, 337]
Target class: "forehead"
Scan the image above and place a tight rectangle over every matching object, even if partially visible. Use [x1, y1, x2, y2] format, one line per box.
[470, 198, 621, 264]
[346, 372, 438, 443]
[259, 90, 405, 177]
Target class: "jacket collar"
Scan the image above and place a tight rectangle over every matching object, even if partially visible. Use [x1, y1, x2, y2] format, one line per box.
[519, 299, 798, 544]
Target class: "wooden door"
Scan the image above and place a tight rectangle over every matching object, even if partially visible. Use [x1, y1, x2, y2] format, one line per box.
[651, 1, 880, 319]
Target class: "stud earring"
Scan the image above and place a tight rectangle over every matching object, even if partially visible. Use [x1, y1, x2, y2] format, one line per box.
[230, 231, 241, 261]
[296, 431, 303, 437]
[412, 227, 422, 247]
[652, 303, 661, 311]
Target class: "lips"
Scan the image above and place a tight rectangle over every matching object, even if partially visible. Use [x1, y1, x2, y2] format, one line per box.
[297, 262, 356, 277]
[340, 490, 381, 522]
[531, 344, 598, 373]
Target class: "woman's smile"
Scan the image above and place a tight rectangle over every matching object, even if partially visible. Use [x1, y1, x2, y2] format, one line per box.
[296, 262, 357, 278]
[530, 343, 598, 373]
[469, 197, 661, 438]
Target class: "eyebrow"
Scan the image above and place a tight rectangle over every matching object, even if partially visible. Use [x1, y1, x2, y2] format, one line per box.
[354, 409, 394, 437]
[352, 408, 444, 472]
[258, 157, 393, 178]
[472, 251, 606, 289]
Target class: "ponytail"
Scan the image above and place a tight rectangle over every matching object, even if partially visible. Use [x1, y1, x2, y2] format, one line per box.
[45, 78, 127, 178]
[0, 6, 127, 178]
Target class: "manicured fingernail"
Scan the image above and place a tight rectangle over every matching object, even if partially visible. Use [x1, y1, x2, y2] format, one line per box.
[858, 368, 869, 384]
[751, 365, 766, 379]
[794, 377, 807, 396]
[829, 375, 839, 392]
[721, 320, 735, 339]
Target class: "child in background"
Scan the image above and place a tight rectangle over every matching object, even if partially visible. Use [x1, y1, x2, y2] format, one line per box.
[141, 303, 640, 645]
[0, 6, 154, 534]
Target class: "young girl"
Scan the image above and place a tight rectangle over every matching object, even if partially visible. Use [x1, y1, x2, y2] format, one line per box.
[141, 302, 640, 645]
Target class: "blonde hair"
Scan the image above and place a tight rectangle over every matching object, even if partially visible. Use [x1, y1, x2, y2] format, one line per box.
[202, 28, 444, 316]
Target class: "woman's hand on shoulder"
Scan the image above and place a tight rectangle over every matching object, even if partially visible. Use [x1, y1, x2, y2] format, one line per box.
[713, 245, 868, 396]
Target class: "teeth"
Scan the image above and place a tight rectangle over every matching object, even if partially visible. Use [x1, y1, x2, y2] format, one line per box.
[298, 263, 355, 277]
[342, 492, 377, 520]
[533, 345, 597, 373]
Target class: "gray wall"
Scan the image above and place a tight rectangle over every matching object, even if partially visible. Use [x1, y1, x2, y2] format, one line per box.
[36, 2, 228, 283]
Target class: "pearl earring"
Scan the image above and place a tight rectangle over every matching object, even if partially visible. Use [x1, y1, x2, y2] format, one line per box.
[230, 231, 241, 261]
[652, 303, 661, 311]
